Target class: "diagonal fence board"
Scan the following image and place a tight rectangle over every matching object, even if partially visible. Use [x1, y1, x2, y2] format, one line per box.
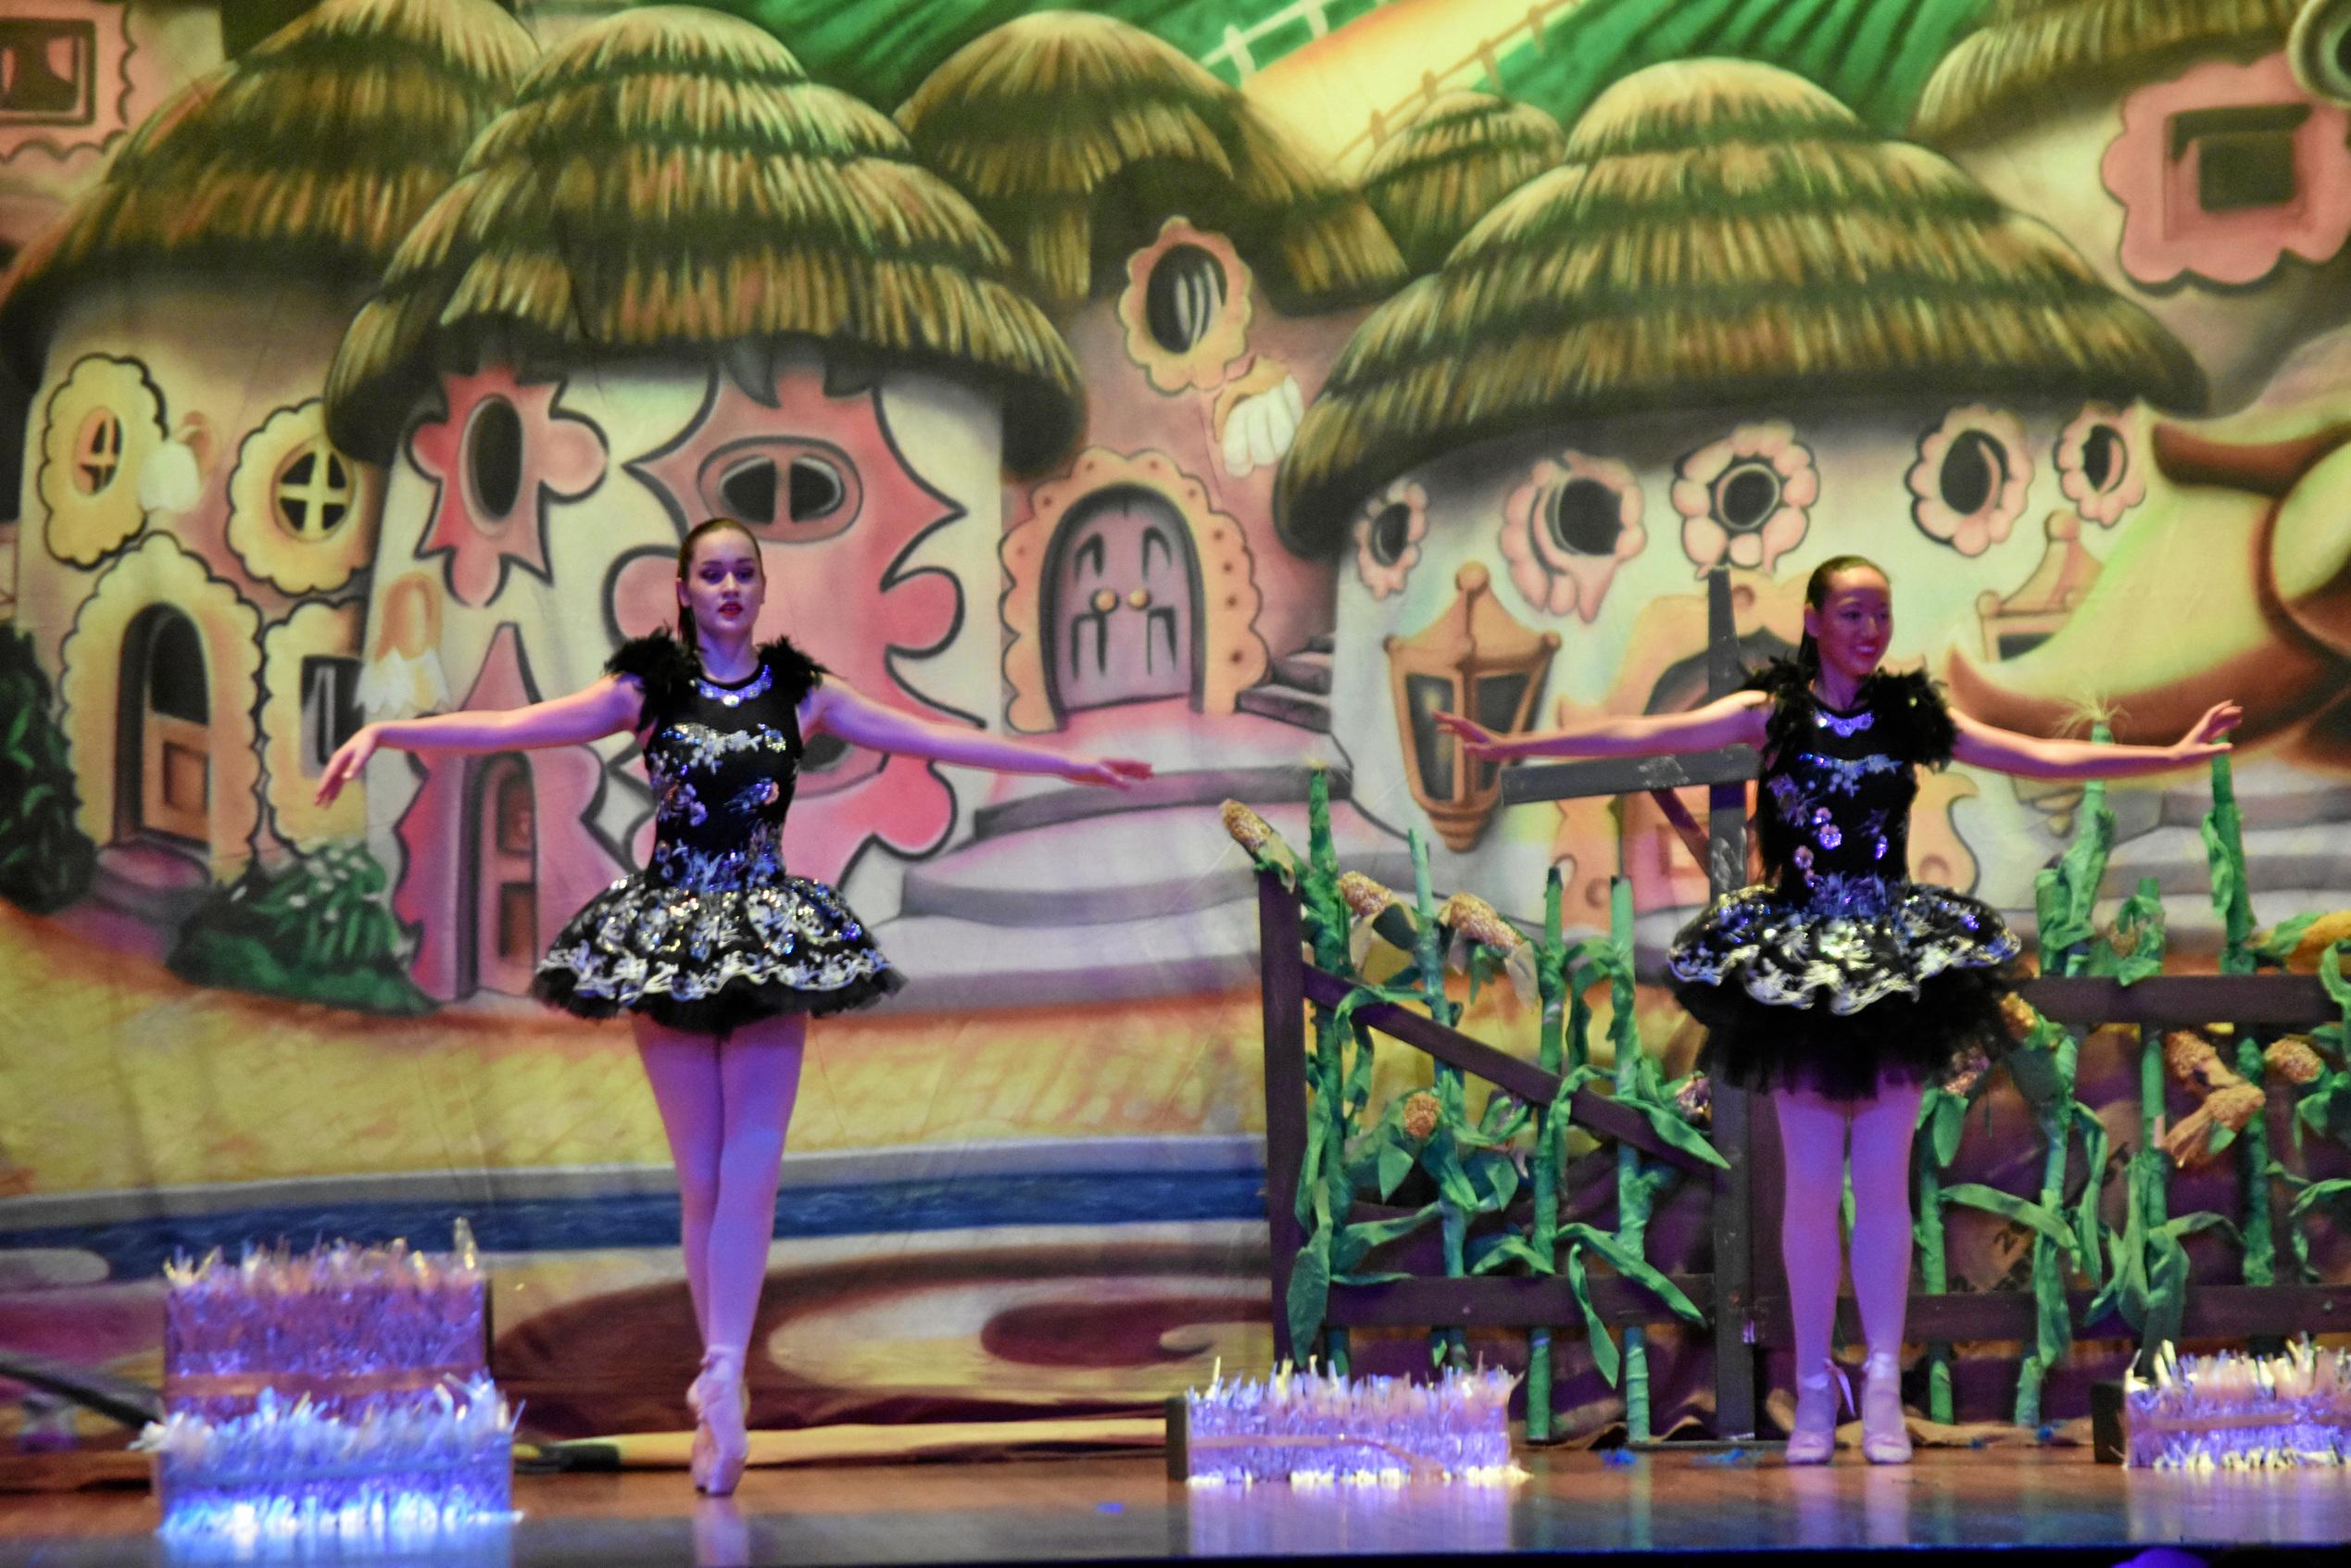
[1329, 1273, 1714, 1331]
[2021, 974, 2334, 1028]
[1499, 747, 1759, 806]
[1295, 964, 1713, 1173]
[1749, 1283, 2351, 1347]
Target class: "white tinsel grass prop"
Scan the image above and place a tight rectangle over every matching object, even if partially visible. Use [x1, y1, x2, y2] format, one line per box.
[139, 1376, 515, 1538]
[1179, 1362, 1523, 1486]
[2127, 1338, 2351, 1470]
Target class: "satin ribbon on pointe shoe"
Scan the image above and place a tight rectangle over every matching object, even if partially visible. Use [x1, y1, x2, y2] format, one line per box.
[1786, 1360, 1853, 1465]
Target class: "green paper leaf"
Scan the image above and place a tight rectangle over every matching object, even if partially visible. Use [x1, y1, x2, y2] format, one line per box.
[1286, 1236, 1331, 1356]
[1377, 1137, 1415, 1201]
[1333, 1203, 1441, 1273]
[1941, 1184, 2081, 1256]
[1564, 1246, 1619, 1387]
[1931, 1088, 1966, 1167]
[2252, 912, 2323, 968]
[1469, 1232, 1551, 1276]
[1561, 1223, 1704, 1324]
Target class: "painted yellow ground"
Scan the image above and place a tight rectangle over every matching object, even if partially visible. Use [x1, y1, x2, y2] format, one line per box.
[0, 905, 1271, 1196]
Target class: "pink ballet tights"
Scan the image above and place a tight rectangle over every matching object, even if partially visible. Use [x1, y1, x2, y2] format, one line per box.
[1775, 1075, 1924, 1379]
[635, 1014, 809, 1360]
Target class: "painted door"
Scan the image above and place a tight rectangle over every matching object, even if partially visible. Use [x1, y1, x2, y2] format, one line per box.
[133, 610, 208, 843]
[475, 753, 538, 995]
[1047, 483, 1196, 713]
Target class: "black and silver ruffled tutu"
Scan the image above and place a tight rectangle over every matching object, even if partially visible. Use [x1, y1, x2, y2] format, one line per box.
[532, 633, 903, 1035]
[1665, 661, 2021, 1100]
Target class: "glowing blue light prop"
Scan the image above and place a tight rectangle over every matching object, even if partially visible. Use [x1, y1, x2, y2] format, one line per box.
[1179, 1364, 1519, 1485]
[2126, 1339, 2351, 1469]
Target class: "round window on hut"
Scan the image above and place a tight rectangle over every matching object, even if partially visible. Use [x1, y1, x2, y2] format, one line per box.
[696, 440, 861, 543]
[464, 395, 524, 527]
[1144, 244, 1230, 354]
[74, 408, 124, 495]
[1363, 498, 1415, 568]
[1549, 476, 1627, 555]
[272, 436, 354, 542]
[1909, 406, 2030, 558]
[1710, 458, 1782, 537]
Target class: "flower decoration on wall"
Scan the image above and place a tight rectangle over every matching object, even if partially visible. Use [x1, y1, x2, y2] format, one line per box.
[2101, 52, 2351, 290]
[408, 365, 605, 608]
[1909, 405, 2031, 558]
[1352, 478, 1427, 600]
[1670, 421, 1816, 577]
[1499, 450, 1645, 621]
[225, 400, 377, 596]
[37, 354, 170, 567]
[1118, 218, 1254, 394]
[2053, 404, 2146, 527]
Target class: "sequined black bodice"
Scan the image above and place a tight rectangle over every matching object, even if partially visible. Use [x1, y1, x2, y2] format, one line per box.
[642, 666, 803, 892]
[1755, 697, 1917, 893]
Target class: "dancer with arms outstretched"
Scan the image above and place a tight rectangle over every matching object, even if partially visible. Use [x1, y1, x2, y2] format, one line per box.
[1438, 555, 2237, 1463]
[319, 517, 1150, 1492]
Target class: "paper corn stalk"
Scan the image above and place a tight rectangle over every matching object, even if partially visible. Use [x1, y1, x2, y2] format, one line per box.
[2203, 751, 2277, 1290]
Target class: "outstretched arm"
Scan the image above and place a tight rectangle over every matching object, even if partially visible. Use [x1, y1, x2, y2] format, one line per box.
[1435, 689, 1770, 763]
[806, 681, 1151, 788]
[1950, 703, 2242, 781]
[314, 676, 645, 804]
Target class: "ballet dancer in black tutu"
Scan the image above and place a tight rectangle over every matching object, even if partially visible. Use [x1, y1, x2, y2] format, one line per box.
[320, 517, 1150, 1491]
[1440, 555, 2237, 1464]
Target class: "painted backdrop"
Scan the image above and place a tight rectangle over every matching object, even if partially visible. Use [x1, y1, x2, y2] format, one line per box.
[4, 0, 2351, 1442]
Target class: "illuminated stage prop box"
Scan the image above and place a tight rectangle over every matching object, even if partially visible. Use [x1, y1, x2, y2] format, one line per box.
[138, 1229, 512, 1537]
[1170, 1366, 1519, 1485]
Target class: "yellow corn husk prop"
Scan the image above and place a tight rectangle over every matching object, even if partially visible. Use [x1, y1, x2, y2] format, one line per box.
[1400, 1091, 1441, 1141]
[2252, 910, 2351, 972]
[1999, 992, 2043, 1043]
[2266, 1037, 2326, 1086]
[2163, 1082, 2269, 1169]
[2165, 1030, 2239, 1094]
[1438, 890, 1539, 1002]
[1943, 1046, 1994, 1100]
[1339, 871, 1414, 968]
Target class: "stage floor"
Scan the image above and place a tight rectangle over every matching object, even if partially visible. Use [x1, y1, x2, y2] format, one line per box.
[4, 1448, 2349, 1565]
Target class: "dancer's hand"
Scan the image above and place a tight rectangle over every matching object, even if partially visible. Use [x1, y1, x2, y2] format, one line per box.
[1432, 711, 1515, 760]
[1060, 755, 1154, 788]
[315, 724, 382, 805]
[2171, 701, 2244, 762]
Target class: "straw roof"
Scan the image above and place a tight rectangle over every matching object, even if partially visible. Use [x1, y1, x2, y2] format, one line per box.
[1362, 93, 1567, 275]
[1276, 57, 2205, 554]
[0, 0, 534, 380]
[1913, 0, 2302, 142]
[325, 6, 1085, 474]
[895, 12, 1405, 311]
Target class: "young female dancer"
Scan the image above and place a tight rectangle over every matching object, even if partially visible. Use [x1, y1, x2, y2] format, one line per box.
[1437, 556, 2238, 1464]
[317, 517, 1151, 1493]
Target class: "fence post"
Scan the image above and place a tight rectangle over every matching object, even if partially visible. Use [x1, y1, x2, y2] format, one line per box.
[1258, 869, 1309, 1366]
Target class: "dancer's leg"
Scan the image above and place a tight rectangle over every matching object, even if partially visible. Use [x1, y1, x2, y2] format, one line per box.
[1847, 1074, 1925, 1360]
[1775, 1086, 1852, 1374]
[700, 1011, 807, 1357]
[635, 1018, 725, 1344]
[1848, 1073, 1925, 1463]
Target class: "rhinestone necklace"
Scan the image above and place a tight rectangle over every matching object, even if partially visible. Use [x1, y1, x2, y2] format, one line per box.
[1810, 689, 1873, 737]
[695, 660, 772, 708]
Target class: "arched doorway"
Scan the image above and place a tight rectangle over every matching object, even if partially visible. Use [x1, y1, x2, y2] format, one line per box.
[115, 607, 209, 845]
[1040, 483, 1201, 716]
[463, 752, 538, 996]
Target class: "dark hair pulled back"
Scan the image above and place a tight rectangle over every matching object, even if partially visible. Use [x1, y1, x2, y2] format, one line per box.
[1794, 554, 1888, 682]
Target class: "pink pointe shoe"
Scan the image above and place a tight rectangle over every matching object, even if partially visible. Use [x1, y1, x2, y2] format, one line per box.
[687, 1348, 750, 1496]
[1860, 1350, 1914, 1465]
[1785, 1360, 1851, 1465]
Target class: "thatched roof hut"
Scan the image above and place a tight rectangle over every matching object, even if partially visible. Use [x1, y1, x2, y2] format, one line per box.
[1913, 0, 2304, 143]
[894, 12, 1405, 312]
[0, 0, 535, 382]
[1361, 92, 1566, 276]
[1276, 57, 2205, 553]
[325, 6, 1084, 474]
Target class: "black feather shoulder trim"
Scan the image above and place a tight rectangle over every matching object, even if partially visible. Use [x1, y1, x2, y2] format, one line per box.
[605, 631, 696, 722]
[757, 637, 825, 708]
[1740, 658, 1953, 768]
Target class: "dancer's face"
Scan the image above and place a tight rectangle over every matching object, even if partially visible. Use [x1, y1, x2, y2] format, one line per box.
[678, 528, 764, 642]
[1804, 568, 1892, 684]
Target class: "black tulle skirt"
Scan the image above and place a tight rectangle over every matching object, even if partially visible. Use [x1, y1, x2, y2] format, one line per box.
[1666, 875, 2022, 1101]
[533, 870, 902, 1035]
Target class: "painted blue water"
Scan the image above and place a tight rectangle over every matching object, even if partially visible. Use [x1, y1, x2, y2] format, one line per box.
[1, 1169, 1269, 1280]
